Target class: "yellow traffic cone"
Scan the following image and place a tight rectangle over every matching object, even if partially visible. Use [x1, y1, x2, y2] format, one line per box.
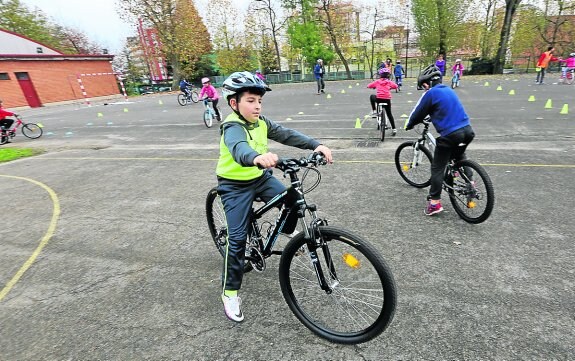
[400, 114, 408, 118]
[496, 85, 503, 91]
[355, 118, 362, 128]
[124, 108, 129, 112]
[348, 85, 353, 89]
[545, 99, 553, 109]
[528, 95, 535, 102]
[341, 89, 346, 94]
[158, 99, 163, 105]
[326, 94, 332, 99]
[97, 112, 103, 117]
[484, 81, 490, 86]
[508, 90, 515, 95]
[560, 104, 569, 114]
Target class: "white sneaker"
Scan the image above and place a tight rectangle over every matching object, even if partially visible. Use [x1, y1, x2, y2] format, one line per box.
[371, 111, 377, 118]
[222, 295, 244, 322]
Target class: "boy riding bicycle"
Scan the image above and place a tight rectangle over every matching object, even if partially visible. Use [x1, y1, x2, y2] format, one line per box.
[216, 71, 333, 322]
[405, 65, 475, 216]
[0, 99, 18, 137]
[179, 78, 192, 98]
[393, 61, 405, 90]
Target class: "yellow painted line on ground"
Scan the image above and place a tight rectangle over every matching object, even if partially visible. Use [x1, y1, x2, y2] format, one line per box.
[0, 175, 60, 302]
[29, 157, 575, 168]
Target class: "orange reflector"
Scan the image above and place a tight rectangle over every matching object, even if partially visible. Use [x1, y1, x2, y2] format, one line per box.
[342, 253, 360, 269]
[402, 164, 409, 172]
[468, 201, 476, 208]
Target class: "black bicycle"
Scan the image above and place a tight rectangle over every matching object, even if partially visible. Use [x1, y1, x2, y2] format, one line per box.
[395, 121, 495, 224]
[206, 153, 397, 344]
[376, 102, 390, 142]
[177, 85, 199, 105]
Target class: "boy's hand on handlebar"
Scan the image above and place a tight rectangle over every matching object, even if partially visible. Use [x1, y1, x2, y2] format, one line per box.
[314, 145, 333, 164]
[254, 152, 279, 169]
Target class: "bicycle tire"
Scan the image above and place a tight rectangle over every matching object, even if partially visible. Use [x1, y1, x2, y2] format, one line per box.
[379, 108, 386, 142]
[279, 226, 397, 344]
[446, 159, 495, 224]
[206, 187, 253, 272]
[177, 93, 188, 106]
[567, 72, 574, 85]
[451, 75, 458, 89]
[22, 123, 43, 139]
[0, 133, 7, 145]
[191, 91, 199, 103]
[395, 141, 433, 188]
[203, 110, 213, 128]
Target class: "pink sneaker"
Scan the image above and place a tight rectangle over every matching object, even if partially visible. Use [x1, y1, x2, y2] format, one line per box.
[424, 201, 444, 216]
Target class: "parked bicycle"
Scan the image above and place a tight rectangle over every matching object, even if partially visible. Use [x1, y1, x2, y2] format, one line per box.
[202, 98, 221, 128]
[206, 152, 397, 344]
[376, 101, 391, 142]
[395, 120, 494, 224]
[1, 115, 43, 145]
[177, 85, 199, 106]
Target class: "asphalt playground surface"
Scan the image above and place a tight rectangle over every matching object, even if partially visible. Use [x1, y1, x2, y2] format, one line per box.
[1, 74, 574, 360]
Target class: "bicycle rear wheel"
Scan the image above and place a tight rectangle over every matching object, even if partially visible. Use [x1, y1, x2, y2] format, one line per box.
[206, 187, 253, 272]
[177, 93, 188, 106]
[279, 226, 396, 344]
[378, 108, 386, 142]
[395, 141, 433, 187]
[22, 123, 43, 139]
[567, 71, 574, 85]
[191, 91, 199, 103]
[0, 133, 8, 145]
[446, 159, 495, 224]
[203, 110, 213, 128]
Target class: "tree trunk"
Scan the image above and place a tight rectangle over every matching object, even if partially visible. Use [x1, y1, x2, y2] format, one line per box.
[494, 0, 522, 74]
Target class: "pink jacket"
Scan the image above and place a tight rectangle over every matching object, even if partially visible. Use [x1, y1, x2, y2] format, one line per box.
[566, 57, 575, 67]
[199, 84, 219, 100]
[367, 78, 398, 100]
[0, 107, 15, 120]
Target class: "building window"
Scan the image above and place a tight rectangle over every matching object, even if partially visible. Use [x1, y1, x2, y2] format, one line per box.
[0, 73, 9, 80]
[15, 72, 30, 80]
[36, 47, 43, 54]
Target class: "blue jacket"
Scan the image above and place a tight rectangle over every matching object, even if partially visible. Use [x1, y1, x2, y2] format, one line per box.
[406, 84, 470, 137]
[314, 64, 325, 80]
[394, 64, 404, 77]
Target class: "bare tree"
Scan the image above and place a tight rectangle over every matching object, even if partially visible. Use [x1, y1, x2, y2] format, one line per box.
[251, 0, 288, 72]
[493, 0, 522, 73]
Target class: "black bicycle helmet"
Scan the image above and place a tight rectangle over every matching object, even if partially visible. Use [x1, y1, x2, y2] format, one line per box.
[222, 71, 271, 102]
[417, 64, 442, 89]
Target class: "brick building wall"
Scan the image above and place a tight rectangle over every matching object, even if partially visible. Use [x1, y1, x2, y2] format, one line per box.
[0, 57, 118, 108]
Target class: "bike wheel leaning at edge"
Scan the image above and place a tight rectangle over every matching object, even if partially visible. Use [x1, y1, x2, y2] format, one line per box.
[279, 226, 397, 344]
[203, 108, 214, 128]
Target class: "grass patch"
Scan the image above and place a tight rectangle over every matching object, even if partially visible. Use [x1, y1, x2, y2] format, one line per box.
[0, 148, 44, 163]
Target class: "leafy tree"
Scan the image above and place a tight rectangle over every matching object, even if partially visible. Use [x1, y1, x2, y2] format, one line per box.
[0, 0, 57, 47]
[493, 0, 523, 73]
[118, 0, 212, 87]
[411, 0, 466, 59]
[217, 45, 257, 75]
[251, 0, 288, 72]
[284, 0, 334, 69]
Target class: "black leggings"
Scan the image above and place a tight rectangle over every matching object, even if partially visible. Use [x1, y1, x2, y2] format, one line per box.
[0, 119, 14, 131]
[429, 125, 475, 200]
[370, 95, 396, 129]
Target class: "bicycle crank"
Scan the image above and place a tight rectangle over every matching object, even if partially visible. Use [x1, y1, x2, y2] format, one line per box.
[246, 246, 266, 272]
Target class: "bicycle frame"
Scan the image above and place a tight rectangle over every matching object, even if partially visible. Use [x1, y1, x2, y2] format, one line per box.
[2, 117, 24, 133]
[247, 160, 335, 292]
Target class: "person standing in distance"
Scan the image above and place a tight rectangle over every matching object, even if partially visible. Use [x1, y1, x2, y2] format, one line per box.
[535, 46, 559, 84]
[314, 59, 326, 94]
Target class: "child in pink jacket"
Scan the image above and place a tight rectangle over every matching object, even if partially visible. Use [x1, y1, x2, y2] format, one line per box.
[367, 67, 399, 135]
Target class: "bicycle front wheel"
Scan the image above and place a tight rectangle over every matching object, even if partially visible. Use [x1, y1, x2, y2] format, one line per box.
[567, 72, 574, 85]
[446, 159, 495, 224]
[203, 110, 213, 128]
[279, 226, 397, 344]
[177, 93, 188, 106]
[395, 141, 432, 188]
[191, 91, 199, 103]
[22, 123, 43, 139]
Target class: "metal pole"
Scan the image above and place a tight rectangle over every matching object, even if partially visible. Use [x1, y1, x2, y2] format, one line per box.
[404, 5, 409, 77]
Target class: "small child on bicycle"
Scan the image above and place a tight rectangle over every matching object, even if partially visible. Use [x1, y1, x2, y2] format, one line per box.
[452, 59, 464, 82]
[216, 71, 333, 322]
[199, 77, 222, 121]
[405, 64, 475, 216]
[561, 52, 575, 80]
[179, 78, 191, 97]
[0, 99, 18, 135]
[393, 61, 405, 90]
[367, 67, 399, 135]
